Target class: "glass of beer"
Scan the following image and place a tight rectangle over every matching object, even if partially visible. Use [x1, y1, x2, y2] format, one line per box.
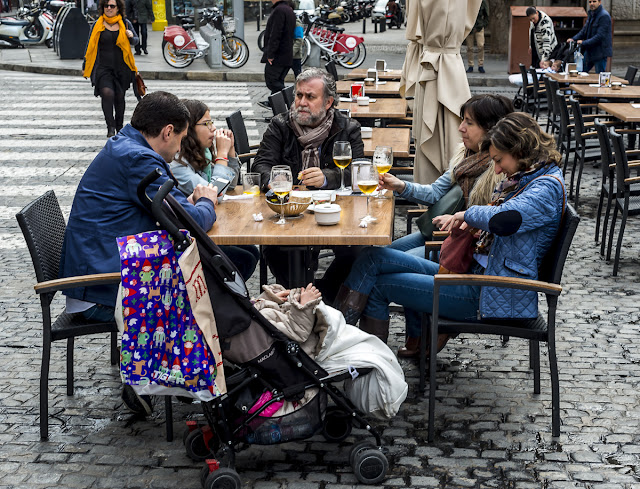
[333, 141, 352, 195]
[356, 162, 378, 221]
[373, 145, 393, 198]
[270, 165, 293, 225]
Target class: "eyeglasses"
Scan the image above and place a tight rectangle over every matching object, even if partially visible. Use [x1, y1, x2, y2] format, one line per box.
[105, 4, 117, 9]
[196, 120, 215, 129]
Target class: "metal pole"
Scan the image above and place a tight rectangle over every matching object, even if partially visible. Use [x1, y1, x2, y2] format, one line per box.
[258, 0, 262, 30]
[232, 0, 243, 40]
[194, 7, 200, 30]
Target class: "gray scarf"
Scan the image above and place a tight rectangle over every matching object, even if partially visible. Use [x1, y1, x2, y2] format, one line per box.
[290, 107, 335, 171]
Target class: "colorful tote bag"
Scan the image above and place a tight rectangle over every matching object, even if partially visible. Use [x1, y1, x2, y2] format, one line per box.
[117, 230, 225, 401]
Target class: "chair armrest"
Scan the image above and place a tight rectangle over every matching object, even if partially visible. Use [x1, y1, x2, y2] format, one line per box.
[628, 160, 640, 167]
[390, 167, 414, 174]
[424, 241, 443, 250]
[617, 129, 640, 135]
[626, 176, 640, 184]
[237, 152, 257, 160]
[249, 144, 260, 150]
[432, 230, 449, 240]
[582, 131, 597, 137]
[433, 273, 562, 296]
[34, 272, 121, 294]
[407, 208, 426, 216]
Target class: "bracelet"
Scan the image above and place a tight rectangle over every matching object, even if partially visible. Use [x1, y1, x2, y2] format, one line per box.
[215, 156, 229, 162]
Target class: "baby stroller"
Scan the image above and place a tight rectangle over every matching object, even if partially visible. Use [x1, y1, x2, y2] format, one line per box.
[136, 170, 389, 488]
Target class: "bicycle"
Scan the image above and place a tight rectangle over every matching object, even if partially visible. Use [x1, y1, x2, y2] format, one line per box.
[300, 15, 366, 69]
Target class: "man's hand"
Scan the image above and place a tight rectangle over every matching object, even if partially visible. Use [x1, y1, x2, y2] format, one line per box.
[268, 59, 274, 65]
[379, 173, 405, 193]
[298, 167, 325, 188]
[528, 47, 532, 55]
[576, 40, 583, 45]
[189, 184, 219, 205]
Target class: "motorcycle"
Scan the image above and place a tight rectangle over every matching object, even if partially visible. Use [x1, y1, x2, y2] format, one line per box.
[162, 7, 249, 69]
[0, 1, 54, 48]
[385, 4, 403, 28]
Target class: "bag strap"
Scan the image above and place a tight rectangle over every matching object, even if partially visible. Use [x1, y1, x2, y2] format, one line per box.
[500, 172, 566, 221]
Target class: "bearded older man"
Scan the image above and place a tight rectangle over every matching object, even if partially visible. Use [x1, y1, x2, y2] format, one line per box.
[252, 67, 365, 303]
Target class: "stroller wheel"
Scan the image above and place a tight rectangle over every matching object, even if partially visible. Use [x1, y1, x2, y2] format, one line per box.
[349, 440, 376, 467]
[513, 97, 524, 111]
[352, 448, 388, 485]
[204, 467, 242, 489]
[321, 407, 352, 443]
[185, 428, 216, 462]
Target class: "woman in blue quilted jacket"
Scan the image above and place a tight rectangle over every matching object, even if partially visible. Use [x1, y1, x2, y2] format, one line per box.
[335, 113, 566, 357]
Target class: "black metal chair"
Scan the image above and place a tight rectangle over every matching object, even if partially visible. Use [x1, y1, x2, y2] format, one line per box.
[421, 204, 580, 441]
[623, 65, 638, 85]
[282, 85, 295, 108]
[268, 90, 288, 116]
[542, 76, 557, 134]
[226, 110, 259, 173]
[554, 89, 575, 170]
[528, 67, 548, 120]
[606, 128, 640, 276]
[16, 190, 120, 440]
[325, 60, 339, 81]
[519, 63, 535, 115]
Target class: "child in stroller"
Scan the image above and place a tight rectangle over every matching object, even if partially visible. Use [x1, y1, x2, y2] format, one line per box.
[125, 172, 407, 488]
[510, 59, 562, 110]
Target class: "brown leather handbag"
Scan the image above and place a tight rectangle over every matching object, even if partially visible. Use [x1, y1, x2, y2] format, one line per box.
[437, 226, 477, 274]
[135, 72, 147, 97]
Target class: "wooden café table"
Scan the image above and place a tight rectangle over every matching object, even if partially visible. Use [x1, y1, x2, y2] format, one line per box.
[569, 84, 640, 100]
[597, 102, 640, 123]
[362, 128, 411, 158]
[547, 72, 628, 85]
[337, 98, 407, 121]
[345, 68, 403, 81]
[336, 80, 403, 97]
[207, 191, 395, 286]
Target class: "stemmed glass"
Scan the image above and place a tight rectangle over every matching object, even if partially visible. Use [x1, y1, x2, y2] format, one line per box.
[356, 162, 378, 222]
[373, 145, 393, 198]
[270, 165, 293, 225]
[333, 141, 352, 195]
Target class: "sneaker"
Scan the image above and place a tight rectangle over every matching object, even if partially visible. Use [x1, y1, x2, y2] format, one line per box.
[257, 100, 271, 109]
[466, 66, 473, 73]
[122, 384, 153, 416]
[478, 66, 485, 73]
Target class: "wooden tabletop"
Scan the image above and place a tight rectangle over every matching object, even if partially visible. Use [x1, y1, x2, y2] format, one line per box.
[598, 102, 640, 122]
[336, 80, 403, 97]
[337, 98, 407, 119]
[547, 72, 628, 85]
[362, 128, 411, 158]
[345, 68, 403, 81]
[569, 84, 640, 99]
[207, 193, 395, 246]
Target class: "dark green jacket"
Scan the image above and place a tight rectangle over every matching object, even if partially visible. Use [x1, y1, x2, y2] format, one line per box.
[134, 0, 154, 23]
[472, 0, 489, 32]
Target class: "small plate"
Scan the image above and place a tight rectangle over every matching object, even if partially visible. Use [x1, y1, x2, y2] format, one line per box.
[307, 204, 315, 213]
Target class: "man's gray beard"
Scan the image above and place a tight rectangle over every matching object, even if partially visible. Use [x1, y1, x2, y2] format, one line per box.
[291, 106, 327, 127]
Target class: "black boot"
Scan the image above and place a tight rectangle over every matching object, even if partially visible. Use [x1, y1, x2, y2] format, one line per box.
[359, 315, 390, 343]
[107, 127, 116, 138]
[334, 284, 368, 325]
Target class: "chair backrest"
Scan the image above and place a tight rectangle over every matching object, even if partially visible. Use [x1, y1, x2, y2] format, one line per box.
[554, 89, 571, 132]
[568, 95, 586, 143]
[15, 190, 66, 284]
[325, 60, 338, 81]
[528, 67, 543, 97]
[225, 110, 252, 163]
[548, 79, 561, 119]
[282, 85, 295, 108]
[519, 63, 531, 90]
[539, 202, 580, 285]
[610, 128, 632, 195]
[268, 91, 288, 116]
[624, 65, 638, 85]
[543, 76, 555, 115]
[594, 118, 614, 183]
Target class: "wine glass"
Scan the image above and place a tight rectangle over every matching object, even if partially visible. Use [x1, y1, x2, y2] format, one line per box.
[373, 145, 393, 198]
[333, 141, 352, 195]
[270, 165, 293, 225]
[356, 162, 378, 222]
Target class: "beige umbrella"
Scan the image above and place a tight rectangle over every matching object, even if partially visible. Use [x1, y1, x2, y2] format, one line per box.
[401, 0, 481, 184]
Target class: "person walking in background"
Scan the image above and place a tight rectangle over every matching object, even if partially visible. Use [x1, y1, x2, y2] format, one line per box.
[292, 13, 304, 78]
[568, 0, 612, 74]
[465, 0, 489, 74]
[526, 7, 558, 69]
[83, 0, 140, 138]
[258, 0, 295, 109]
[133, 0, 154, 55]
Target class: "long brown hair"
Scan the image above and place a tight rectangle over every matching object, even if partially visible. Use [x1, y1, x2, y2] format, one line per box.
[177, 99, 211, 172]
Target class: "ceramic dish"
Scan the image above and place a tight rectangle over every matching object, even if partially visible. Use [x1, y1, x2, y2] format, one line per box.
[314, 203, 341, 225]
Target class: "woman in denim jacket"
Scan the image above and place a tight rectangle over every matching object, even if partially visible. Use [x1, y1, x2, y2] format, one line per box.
[381, 94, 513, 257]
[335, 113, 565, 357]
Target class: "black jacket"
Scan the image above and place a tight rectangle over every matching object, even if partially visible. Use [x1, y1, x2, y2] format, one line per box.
[261, 0, 296, 66]
[252, 110, 364, 192]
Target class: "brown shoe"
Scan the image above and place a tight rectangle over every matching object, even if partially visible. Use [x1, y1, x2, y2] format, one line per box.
[359, 315, 390, 343]
[397, 334, 452, 358]
[334, 285, 368, 325]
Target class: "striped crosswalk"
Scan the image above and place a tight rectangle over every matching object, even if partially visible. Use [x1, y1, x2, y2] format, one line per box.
[0, 72, 264, 249]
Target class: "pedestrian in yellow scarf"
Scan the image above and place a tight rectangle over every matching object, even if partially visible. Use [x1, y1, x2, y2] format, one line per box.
[82, 0, 139, 138]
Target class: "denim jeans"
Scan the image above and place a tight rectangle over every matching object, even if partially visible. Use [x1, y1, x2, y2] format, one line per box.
[584, 56, 607, 74]
[343, 247, 481, 337]
[387, 230, 427, 257]
[81, 304, 115, 323]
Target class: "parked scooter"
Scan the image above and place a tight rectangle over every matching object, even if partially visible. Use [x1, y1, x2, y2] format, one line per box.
[0, 1, 54, 48]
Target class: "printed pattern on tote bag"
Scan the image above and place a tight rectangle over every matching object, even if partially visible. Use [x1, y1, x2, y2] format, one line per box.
[117, 230, 223, 399]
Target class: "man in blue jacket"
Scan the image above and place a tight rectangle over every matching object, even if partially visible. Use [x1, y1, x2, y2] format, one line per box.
[60, 91, 218, 414]
[568, 0, 612, 74]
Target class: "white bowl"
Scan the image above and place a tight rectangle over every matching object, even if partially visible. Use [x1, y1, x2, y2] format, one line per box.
[361, 127, 373, 138]
[314, 203, 341, 225]
[357, 96, 370, 106]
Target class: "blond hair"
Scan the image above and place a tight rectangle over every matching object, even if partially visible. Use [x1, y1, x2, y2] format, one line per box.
[449, 143, 505, 207]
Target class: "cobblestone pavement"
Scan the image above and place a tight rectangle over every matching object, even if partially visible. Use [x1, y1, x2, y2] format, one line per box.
[1, 71, 640, 489]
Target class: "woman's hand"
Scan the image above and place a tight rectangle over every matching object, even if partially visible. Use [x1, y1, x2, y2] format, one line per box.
[378, 173, 405, 193]
[214, 129, 234, 161]
[219, 128, 236, 158]
[125, 29, 134, 38]
[436, 211, 467, 233]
